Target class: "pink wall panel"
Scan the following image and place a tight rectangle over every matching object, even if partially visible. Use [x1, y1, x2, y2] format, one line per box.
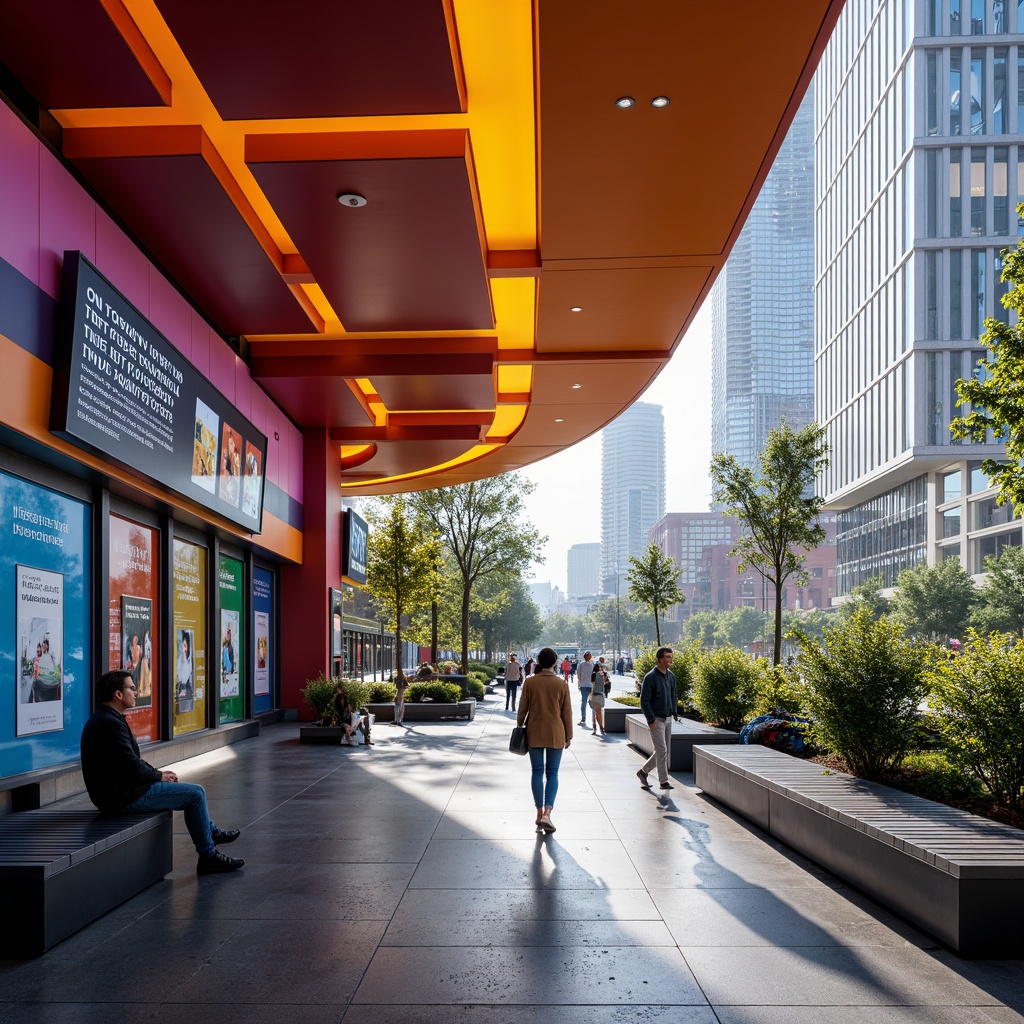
[148, 266, 192, 354]
[38, 147, 95, 299]
[289, 428, 303, 503]
[249, 383, 267, 434]
[189, 314, 210, 375]
[0, 104, 40, 285]
[207, 336, 234, 399]
[264, 404, 280, 488]
[95, 208, 150, 316]
[233, 356, 251, 418]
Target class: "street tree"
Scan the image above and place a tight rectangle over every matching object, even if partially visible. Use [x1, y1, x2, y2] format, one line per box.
[363, 497, 442, 682]
[626, 543, 684, 645]
[472, 575, 543, 658]
[890, 557, 977, 642]
[972, 545, 1024, 636]
[838, 574, 891, 621]
[413, 475, 544, 671]
[951, 239, 1024, 514]
[710, 421, 830, 665]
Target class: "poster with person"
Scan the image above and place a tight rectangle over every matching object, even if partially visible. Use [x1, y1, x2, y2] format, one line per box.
[175, 627, 195, 714]
[120, 595, 153, 707]
[16, 565, 64, 736]
[218, 423, 243, 508]
[220, 609, 240, 698]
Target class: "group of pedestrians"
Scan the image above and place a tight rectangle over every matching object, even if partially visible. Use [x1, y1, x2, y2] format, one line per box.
[508, 646, 678, 834]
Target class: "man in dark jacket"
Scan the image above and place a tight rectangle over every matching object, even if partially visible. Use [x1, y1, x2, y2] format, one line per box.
[636, 647, 679, 791]
[80, 669, 244, 874]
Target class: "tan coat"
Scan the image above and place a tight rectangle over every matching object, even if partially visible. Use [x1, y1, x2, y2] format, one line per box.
[517, 669, 573, 749]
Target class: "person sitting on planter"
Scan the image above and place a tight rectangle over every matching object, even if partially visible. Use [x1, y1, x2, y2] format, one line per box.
[334, 683, 372, 746]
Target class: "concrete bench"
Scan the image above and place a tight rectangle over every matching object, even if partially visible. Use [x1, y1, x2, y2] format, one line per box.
[693, 744, 1024, 958]
[0, 809, 173, 957]
[625, 715, 738, 770]
[602, 699, 645, 733]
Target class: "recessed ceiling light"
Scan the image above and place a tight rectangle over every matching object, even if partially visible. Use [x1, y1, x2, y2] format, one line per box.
[337, 193, 367, 207]
[614, 96, 635, 109]
[651, 96, 670, 108]
[571, 384, 583, 389]
[569, 306, 583, 313]
[555, 418, 564, 423]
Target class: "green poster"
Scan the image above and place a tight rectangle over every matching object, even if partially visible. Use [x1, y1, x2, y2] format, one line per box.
[218, 556, 244, 723]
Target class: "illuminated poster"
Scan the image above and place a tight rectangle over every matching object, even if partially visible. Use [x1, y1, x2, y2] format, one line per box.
[1, 471, 90, 773]
[252, 567, 273, 712]
[218, 556, 243, 723]
[172, 540, 206, 734]
[16, 566, 64, 736]
[108, 515, 158, 742]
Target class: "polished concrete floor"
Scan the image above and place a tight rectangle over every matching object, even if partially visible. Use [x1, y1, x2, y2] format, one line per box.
[2, 691, 1024, 1023]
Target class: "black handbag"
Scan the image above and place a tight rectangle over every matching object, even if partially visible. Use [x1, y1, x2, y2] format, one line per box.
[509, 718, 528, 755]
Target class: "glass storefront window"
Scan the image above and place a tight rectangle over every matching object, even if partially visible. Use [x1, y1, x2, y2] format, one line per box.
[976, 529, 1022, 562]
[994, 147, 1008, 233]
[973, 494, 1016, 528]
[941, 543, 962, 561]
[951, 50, 963, 135]
[970, 462, 993, 491]
[950, 148, 962, 234]
[970, 147, 986, 234]
[971, 249, 987, 336]
[993, 49, 1007, 133]
[943, 507, 962, 537]
[970, 51, 985, 132]
[950, 249, 963, 337]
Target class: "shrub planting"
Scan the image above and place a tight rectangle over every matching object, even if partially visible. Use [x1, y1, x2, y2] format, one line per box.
[793, 609, 929, 780]
[692, 645, 759, 730]
[365, 682, 397, 703]
[928, 630, 1024, 811]
[406, 681, 462, 703]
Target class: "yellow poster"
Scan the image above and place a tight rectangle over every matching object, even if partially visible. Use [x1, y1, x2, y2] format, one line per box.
[172, 539, 207, 735]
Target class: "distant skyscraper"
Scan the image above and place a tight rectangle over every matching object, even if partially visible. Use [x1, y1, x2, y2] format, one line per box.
[567, 542, 600, 598]
[600, 402, 665, 591]
[815, 0, 1022, 595]
[711, 92, 814, 475]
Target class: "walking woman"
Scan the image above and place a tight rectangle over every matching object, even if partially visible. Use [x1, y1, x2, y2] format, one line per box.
[517, 647, 573, 834]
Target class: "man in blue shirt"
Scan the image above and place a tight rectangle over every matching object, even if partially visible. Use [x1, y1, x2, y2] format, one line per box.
[637, 646, 679, 790]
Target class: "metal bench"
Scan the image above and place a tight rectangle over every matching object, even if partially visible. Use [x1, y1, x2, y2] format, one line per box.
[625, 714, 739, 770]
[694, 744, 1024, 958]
[0, 809, 173, 957]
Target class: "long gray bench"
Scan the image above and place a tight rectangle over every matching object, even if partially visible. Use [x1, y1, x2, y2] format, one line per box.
[0, 809, 173, 957]
[625, 714, 738, 770]
[694, 744, 1024, 958]
[602, 699, 645, 733]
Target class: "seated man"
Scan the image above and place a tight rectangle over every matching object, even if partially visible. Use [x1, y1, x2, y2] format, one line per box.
[334, 682, 373, 746]
[80, 669, 244, 874]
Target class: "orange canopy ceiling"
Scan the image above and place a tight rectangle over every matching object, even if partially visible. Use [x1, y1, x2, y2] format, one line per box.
[0, 0, 845, 494]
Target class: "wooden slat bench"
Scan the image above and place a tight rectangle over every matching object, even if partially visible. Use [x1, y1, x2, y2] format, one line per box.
[693, 744, 1024, 958]
[0, 809, 173, 957]
[625, 715, 738, 770]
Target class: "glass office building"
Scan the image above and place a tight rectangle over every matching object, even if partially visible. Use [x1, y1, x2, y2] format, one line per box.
[815, 0, 1022, 593]
[711, 95, 815, 475]
[600, 402, 666, 592]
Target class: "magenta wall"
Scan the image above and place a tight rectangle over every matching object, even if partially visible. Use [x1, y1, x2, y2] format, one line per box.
[0, 102, 303, 510]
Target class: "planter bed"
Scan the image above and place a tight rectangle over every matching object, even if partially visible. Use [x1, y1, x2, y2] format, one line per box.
[366, 700, 476, 722]
[693, 744, 1024, 958]
[625, 714, 738, 770]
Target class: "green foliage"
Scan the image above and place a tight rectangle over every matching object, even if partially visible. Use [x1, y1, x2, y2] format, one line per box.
[750, 661, 805, 717]
[710, 421, 830, 664]
[951, 240, 1024, 515]
[364, 497, 442, 682]
[470, 662, 498, 679]
[613, 694, 641, 707]
[692, 646, 759, 730]
[890, 557, 977, 641]
[633, 642, 699, 709]
[927, 630, 1024, 810]
[838, 574, 891, 621]
[899, 750, 986, 804]
[414, 475, 544, 672]
[466, 678, 486, 699]
[300, 673, 340, 724]
[406, 681, 462, 703]
[365, 682, 397, 703]
[626, 543, 685, 645]
[972, 544, 1024, 636]
[793, 609, 930, 780]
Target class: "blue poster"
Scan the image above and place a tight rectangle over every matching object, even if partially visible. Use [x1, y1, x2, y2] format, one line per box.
[0, 470, 91, 776]
[252, 567, 273, 714]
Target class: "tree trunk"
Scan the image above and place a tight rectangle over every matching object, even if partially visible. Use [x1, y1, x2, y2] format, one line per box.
[461, 583, 471, 672]
[395, 598, 404, 682]
[773, 572, 784, 666]
[430, 600, 438, 664]
[654, 608, 661, 646]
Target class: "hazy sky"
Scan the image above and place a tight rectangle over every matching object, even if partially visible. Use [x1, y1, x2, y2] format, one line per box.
[523, 302, 714, 594]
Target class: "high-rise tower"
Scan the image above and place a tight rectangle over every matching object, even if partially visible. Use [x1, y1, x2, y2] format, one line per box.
[815, 0, 1022, 594]
[711, 93, 815, 474]
[600, 402, 666, 592]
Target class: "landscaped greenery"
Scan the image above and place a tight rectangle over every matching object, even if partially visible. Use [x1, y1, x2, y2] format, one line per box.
[405, 681, 462, 703]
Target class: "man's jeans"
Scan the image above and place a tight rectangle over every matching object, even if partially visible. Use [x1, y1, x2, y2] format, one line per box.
[641, 718, 672, 784]
[578, 685, 591, 723]
[126, 781, 217, 857]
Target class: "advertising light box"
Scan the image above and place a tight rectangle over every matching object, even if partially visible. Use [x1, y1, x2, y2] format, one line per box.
[51, 252, 267, 533]
[342, 508, 368, 587]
